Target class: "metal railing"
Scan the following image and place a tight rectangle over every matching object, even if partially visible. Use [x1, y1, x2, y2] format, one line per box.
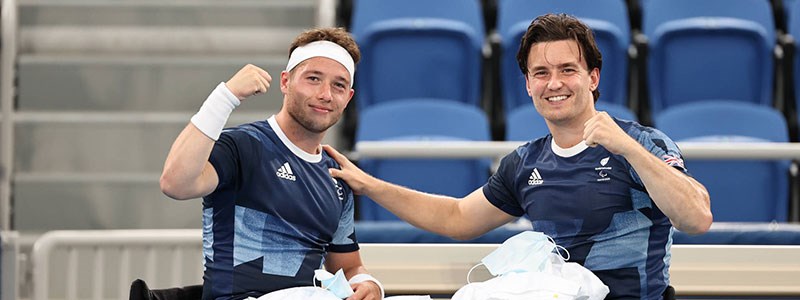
[29, 229, 800, 299]
[32, 230, 203, 300]
[1, 0, 18, 232]
[353, 141, 800, 160]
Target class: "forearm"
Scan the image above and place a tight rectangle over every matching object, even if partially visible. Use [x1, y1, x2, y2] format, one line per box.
[342, 265, 369, 279]
[625, 147, 712, 234]
[161, 81, 241, 200]
[324, 144, 510, 239]
[365, 180, 488, 239]
[160, 123, 217, 200]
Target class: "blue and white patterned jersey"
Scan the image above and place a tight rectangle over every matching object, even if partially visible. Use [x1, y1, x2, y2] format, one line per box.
[203, 116, 357, 300]
[483, 118, 687, 300]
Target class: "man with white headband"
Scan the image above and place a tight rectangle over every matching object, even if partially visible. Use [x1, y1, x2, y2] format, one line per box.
[160, 27, 383, 300]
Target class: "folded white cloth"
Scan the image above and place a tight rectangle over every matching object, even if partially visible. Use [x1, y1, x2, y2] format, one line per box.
[254, 286, 340, 300]
[452, 254, 609, 300]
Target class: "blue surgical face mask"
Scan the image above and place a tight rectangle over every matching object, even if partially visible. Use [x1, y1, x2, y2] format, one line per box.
[479, 231, 558, 277]
[314, 268, 354, 299]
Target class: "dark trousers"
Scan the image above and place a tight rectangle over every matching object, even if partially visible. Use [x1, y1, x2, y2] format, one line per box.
[663, 285, 676, 300]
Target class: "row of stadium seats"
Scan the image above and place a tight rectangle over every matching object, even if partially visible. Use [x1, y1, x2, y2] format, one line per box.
[346, 0, 800, 128]
[341, 0, 798, 224]
[354, 100, 791, 224]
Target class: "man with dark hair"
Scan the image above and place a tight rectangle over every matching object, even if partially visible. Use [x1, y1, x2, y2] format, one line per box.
[160, 27, 382, 300]
[326, 14, 711, 299]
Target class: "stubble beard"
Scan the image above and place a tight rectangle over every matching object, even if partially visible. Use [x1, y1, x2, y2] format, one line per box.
[287, 102, 340, 134]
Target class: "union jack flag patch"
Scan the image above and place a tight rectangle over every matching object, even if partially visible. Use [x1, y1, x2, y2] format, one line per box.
[662, 154, 685, 168]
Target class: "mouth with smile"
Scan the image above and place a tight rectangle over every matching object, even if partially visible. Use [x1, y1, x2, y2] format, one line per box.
[309, 104, 333, 113]
[544, 94, 570, 102]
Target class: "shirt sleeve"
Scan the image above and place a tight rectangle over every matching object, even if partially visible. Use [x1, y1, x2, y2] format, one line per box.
[627, 125, 690, 186]
[328, 178, 359, 253]
[482, 150, 525, 217]
[208, 130, 252, 192]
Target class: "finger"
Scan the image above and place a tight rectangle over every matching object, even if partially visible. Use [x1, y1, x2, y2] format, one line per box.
[585, 130, 598, 147]
[583, 120, 596, 141]
[584, 124, 601, 148]
[584, 111, 601, 128]
[323, 144, 346, 161]
[259, 75, 271, 92]
[323, 145, 353, 170]
[258, 68, 273, 82]
[257, 78, 268, 95]
[346, 288, 365, 300]
[328, 168, 343, 179]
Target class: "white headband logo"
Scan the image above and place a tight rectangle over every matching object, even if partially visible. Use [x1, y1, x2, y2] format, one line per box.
[285, 41, 355, 87]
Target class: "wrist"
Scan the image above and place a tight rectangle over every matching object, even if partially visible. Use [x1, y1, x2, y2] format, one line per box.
[190, 82, 241, 140]
[348, 273, 384, 299]
[367, 176, 392, 198]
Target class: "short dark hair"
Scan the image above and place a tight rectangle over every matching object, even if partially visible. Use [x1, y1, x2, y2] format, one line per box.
[516, 13, 602, 101]
[290, 27, 361, 65]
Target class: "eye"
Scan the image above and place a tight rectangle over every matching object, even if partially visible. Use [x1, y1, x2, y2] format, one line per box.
[562, 68, 577, 74]
[307, 76, 320, 82]
[333, 82, 347, 89]
[532, 70, 548, 78]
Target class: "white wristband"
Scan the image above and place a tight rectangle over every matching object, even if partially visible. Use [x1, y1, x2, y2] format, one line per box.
[349, 273, 384, 299]
[190, 82, 241, 140]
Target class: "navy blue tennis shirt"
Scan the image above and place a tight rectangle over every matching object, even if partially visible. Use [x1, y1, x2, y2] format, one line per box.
[202, 116, 357, 300]
[484, 118, 687, 299]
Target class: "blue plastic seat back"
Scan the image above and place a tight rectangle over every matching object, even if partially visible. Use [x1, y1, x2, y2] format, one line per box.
[355, 100, 491, 221]
[788, 0, 800, 139]
[505, 102, 637, 141]
[351, 0, 485, 112]
[497, 0, 631, 114]
[643, 0, 775, 115]
[654, 101, 789, 222]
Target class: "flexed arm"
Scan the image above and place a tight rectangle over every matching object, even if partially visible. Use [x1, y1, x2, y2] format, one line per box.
[160, 64, 272, 200]
[583, 112, 712, 234]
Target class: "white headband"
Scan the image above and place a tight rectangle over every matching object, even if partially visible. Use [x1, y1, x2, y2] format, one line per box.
[285, 40, 355, 87]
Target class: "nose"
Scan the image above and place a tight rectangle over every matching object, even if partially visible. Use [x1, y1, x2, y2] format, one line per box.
[546, 75, 563, 90]
[317, 83, 333, 101]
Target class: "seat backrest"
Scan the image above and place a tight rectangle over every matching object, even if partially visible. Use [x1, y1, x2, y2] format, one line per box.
[355, 100, 491, 221]
[643, 0, 775, 115]
[505, 102, 637, 141]
[350, 0, 485, 112]
[497, 0, 631, 114]
[788, 0, 800, 139]
[654, 101, 789, 222]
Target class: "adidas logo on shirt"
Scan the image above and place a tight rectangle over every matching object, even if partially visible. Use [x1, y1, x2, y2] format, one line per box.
[276, 162, 296, 181]
[528, 168, 543, 186]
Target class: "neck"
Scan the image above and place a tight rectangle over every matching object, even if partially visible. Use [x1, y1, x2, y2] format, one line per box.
[549, 125, 585, 149]
[547, 106, 597, 148]
[275, 111, 325, 155]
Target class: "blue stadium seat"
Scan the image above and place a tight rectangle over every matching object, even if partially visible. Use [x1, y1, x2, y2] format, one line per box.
[355, 99, 491, 221]
[350, 0, 485, 112]
[497, 0, 631, 115]
[505, 102, 637, 141]
[643, 0, 776, 116]
[654, 101, 789, 222]
[787, 0, 799, 21]
[788, 0, 800, 139]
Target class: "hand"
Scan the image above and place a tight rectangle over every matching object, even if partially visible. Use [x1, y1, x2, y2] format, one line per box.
[583, 111, 638, 156]
[347, 281, 382, 300]
[323, 145, 375, 196]
[224, 64, 273, 101]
